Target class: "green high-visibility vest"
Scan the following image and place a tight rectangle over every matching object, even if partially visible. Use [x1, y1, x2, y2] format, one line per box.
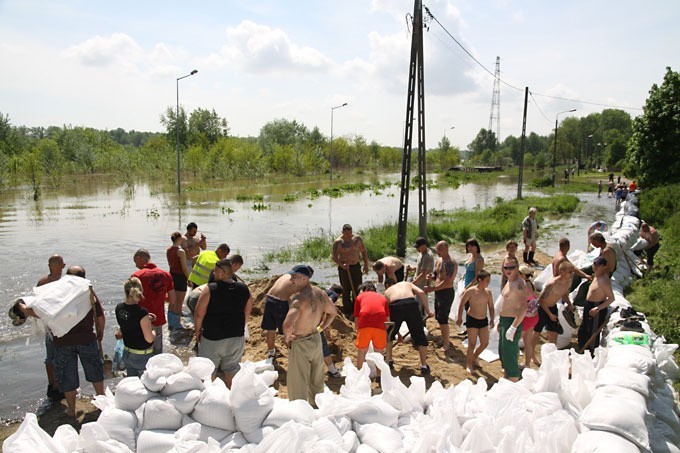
[188, 250, 219, 286]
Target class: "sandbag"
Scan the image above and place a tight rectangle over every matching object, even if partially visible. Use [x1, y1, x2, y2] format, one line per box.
[114, 377, 157, 411]
[160, 371, 204, 396]
[242, 425, 275, 444]
[179, 417, 233, 443]
[230, 363, 275, 434]
[141, 398, 183, 431]
[580, 385, 649, 451]
[167, 389, 202, 414]
[53, 424, 80, 453]
[571, 430, 641, 453]
[96, 407, 138, 451]
[604, 344, 656, 375]
[186, 356, 216, 381]
[264, 398, 317, 428]
[191, 379, 236, 432]
[346, 398, 400, 426]
[356, 423, 404, 453]
[253, 421, 316, 452]
[79, 421, 134, 452]
[136, 430, 177, 453]
[596, 367, 650, 397]
[3, 413, 67, 453]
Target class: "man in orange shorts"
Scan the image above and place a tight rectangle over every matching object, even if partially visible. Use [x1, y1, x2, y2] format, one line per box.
[353, 282, 390, 369]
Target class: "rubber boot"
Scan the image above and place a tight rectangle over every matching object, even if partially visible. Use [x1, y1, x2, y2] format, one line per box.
[528, 251, 537, 265]
[523, 251, 529, 264]
[167, 311, 183, 330]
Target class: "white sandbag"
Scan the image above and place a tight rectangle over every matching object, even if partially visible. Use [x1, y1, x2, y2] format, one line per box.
[311, 417, 343, 446]
[22, 275, 93, 338]
[251, 358, 276, 373]
[161, 371, 204, 396]
[179, 418, 233, 443]
[525, 392, 563, 419]
[571, 430, 641, 453]
[604, 344, 656, 375]
[355, 445, 379, 453]
[191, 379, 236, 431]
[186, 356, 216, 381]
[242, 425, 275, 444]
[53, 424, 80, 453]
[365, 352, 423, 415]
[532, 410, 579, 452]
[96, 407, 138, 451]
[219, 431, 248, 450]
[570, 349, 597, 382]
[141, 398, 183, 430]
[230, 363, 275, 434]
[259, 369, 279, 387]
[253, 421, 317, 452]
[459, 419, 495, 453]
[136, 430, 177, 453]
[342, 430, 360, 452]
[167, 440, 211, 453]
[264, 398, 317, 428]
[168, 389, 202, 414]
[596, 367, 650, 397]
[80, 422, 134, 452]
[140, 369, 167, 393]
[347, 398, 400, 426]
[114, 376, 157, 411]
[92, 387, 116, 411]
[3, 413, 67, 453]
[649, 416, 680, 449]
[146, 353, 185, 375]
[356, 423, 404, 453]
[339, 358, 372, 400]
[580, 385, 649, 451]
[648, 398, 680, 439]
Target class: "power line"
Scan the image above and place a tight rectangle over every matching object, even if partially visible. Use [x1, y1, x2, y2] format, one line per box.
[529, 92, 551, 123]
[424, 5, 644, 113]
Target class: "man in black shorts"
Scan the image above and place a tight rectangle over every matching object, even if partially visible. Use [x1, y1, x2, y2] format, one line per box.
[383, 280, 434, 375]
[261, 272, 301, 359]
[533, 261, 574, 345]
[424, 241, 457, 352]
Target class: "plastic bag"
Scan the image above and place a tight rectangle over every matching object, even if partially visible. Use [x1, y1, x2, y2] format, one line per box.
[113, 338, 125, 371]
[3, 413, 67, 453]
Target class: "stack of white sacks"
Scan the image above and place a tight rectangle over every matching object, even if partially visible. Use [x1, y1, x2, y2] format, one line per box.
[5, 198, 680, 453]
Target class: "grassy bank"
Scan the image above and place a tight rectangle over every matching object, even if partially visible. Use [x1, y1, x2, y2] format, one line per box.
[264, 194, 580, 263]
[624, 184, 680, 362]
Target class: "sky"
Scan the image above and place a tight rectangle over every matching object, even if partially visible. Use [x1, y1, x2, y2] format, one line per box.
[1, 0, 679, 149]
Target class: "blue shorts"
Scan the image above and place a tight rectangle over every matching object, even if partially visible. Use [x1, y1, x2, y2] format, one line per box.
[122, 349, 153, 377]
[261, 295, 289, 334]
[54, 340, 104, 393]
[44, 334, 56, 366]
[320, 332, 330, 357]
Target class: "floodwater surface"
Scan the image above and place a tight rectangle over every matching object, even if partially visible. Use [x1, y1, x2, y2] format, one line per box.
[0, 172, 613, 420]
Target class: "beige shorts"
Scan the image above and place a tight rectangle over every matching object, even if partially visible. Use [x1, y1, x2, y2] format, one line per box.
[198, 336, 244, 374]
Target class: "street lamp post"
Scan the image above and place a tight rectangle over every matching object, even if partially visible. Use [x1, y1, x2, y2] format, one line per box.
[552, 108, 577, 187]
[176, 69, 198, 196]
[329, 102, 348, 183]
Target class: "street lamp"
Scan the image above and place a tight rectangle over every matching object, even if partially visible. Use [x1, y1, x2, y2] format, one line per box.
[329, 102, 348, 183]
[176, 69, 198, 196]
[443, 126, 455, 138]
[552, 108, 577, 187]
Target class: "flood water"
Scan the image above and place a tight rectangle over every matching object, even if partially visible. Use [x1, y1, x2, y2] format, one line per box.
[0, 171, 614, 420]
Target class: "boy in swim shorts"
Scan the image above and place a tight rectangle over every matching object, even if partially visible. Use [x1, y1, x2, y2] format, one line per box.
[456, 270, 494, 374]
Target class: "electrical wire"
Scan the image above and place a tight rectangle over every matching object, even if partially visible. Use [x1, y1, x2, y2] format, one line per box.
[424, 5, 644, 113]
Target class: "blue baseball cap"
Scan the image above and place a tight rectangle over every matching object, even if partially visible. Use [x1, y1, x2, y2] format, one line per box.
[289, 264, 314, 278]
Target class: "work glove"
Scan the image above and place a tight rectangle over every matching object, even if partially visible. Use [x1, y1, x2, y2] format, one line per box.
[505, 325, 517, 342]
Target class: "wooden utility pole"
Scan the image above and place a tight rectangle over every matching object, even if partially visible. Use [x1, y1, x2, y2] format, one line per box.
[517, 87, 528, 199]
[396, 0, 427, 257]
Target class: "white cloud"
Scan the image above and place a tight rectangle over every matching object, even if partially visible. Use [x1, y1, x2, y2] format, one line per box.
[213, 20, 332, 74]
[62, 33, 143, 70]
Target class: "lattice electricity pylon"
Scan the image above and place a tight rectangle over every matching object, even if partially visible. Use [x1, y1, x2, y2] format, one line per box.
[488, 56, 501, 147]
[396, 0, 427, 257]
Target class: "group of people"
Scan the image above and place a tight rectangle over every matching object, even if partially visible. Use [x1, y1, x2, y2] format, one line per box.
[17, 205, 660, 409]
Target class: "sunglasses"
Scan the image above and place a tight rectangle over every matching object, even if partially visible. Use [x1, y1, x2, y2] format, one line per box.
[503, 265, 517, 270]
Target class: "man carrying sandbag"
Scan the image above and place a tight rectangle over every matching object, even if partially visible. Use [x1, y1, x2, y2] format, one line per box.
[283, 265, 337, 405]
[17, 266, 105, 417]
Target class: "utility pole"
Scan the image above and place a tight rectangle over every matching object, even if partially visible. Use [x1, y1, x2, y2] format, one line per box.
[517, 87, 528, 199]
[396, 0, 427, 257]
[488, 56, 501, 148]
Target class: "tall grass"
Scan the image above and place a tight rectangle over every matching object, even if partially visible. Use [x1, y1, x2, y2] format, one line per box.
[265, 194, 580, 262]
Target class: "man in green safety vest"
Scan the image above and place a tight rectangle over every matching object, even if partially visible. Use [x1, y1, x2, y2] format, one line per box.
[189, 243, 230, 287]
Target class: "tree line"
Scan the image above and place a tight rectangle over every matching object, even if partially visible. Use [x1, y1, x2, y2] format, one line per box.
[0, 67, 677, 196]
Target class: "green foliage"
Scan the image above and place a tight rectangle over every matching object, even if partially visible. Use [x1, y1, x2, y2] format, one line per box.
[468, 128, 499, 155]
[626, 67, 680, 188]
[530, 176, 552, 188]
[638, 183, 680, 230]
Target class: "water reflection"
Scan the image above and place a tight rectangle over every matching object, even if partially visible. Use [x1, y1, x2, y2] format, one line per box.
[0, 172, 612, 420]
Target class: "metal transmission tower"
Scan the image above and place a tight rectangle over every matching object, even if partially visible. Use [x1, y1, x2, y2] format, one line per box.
[396, 0, 427, 257]
[488, 56, 501, 146]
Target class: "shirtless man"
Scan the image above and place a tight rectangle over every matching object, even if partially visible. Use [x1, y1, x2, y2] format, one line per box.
[639, 222, 661, 273]
[577, 257, 615, 354]
[424, 241, 457, 351]
[553, 238, 592, 297]
[37, 254, 66, 400]
[533, 261, 575, 345]
[498, 256, 527, 382]
[332, 224, 369, 317]
[456, 270, 494, 374]
[372, 256, 404, 284]
[181, 222, 207, 266]
[283, 265, 337, 405]
[571, 232, 617, 300]
[262, 272, 301, 359]
[384, 280, 434, 375]
[409, 237, 434, 289]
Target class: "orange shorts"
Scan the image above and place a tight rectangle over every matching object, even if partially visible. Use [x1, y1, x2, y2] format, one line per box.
[355, 327, 387, 350]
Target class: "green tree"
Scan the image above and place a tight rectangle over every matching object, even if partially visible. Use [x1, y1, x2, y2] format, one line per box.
[258, 119, 309, 156]
[468, 128, 498, 156]
[36, 138, 63, 185]
[188, 108, 229, 148]
[626, 67, 680, 187]
[160, 106, 189, 150]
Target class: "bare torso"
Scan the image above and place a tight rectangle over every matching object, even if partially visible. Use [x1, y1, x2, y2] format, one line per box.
[500, 278, 526, 318]
[463, 286, 493, 320]
[601, 245, 617, 274]
[538, 275, 571, 308]
[587, 273, 612, 303]
[433, 256, 456, 289]
[267, 274, 298, 301]
[289, 286, 333, 338]
[333, 234, 364, 266]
